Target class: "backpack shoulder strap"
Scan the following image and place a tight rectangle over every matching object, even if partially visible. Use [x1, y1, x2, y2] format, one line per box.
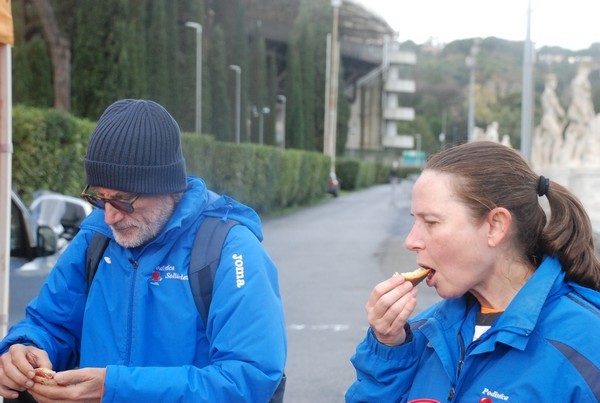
[85, 232, 110, 292]
[189, 216, 239, 325]
[84, 218, 240, 325]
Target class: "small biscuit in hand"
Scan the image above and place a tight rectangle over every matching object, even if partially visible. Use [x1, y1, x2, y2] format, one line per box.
[394, 267, 432, 286]
[33, 367, 58, 386]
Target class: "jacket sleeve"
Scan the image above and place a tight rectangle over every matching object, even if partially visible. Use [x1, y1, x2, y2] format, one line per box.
[345, 327, 422, 403]
[0, 232, 91, 370]
[102, 225, 287, 403]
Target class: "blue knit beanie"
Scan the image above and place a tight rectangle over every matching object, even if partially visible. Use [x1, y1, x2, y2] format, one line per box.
[84, 99, 187, 194]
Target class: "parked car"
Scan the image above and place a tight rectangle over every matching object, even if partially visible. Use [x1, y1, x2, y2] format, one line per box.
[10, 190, 57, 264]
[9, 190, 92, 326]
[327, 172, 340, 197]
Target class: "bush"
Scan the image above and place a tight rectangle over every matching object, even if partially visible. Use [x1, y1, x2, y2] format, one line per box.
[12, 106, 95, 203]
[335, 157, 388, 191]
[10, 106, 345, 214]
[182, 138, 329, 214]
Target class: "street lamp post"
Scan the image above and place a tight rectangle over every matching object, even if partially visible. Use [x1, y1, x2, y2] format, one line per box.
[229, 65, 241, 144]
[258, 107, 270, 145]
[520, 0, 534, 162]
[465, 39, 480, 142]
[185, 21, 202, 134]
[415, 133, 422, 151]
[324, 0, 341, 173]
[277, 95, 286, 148]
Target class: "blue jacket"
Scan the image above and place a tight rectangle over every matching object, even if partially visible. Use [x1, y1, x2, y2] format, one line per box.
[346, 256, 600, 402]
[1, 177, 287, 402]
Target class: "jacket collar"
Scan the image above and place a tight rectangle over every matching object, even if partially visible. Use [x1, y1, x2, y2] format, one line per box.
[474, 256, 567, 352]
[422, 256, 568, 353]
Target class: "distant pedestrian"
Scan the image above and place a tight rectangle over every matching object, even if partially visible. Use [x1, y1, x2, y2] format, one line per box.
[389, 160, 400, 204]
[347, 141, 600, 402]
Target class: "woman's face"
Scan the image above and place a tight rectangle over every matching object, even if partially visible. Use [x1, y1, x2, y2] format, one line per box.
[405, 171, 494, 299]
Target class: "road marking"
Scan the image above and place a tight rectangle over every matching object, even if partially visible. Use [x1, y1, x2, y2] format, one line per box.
[288, 324, 369, 332]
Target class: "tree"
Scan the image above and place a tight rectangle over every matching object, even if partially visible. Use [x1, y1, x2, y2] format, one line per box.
[206, 25, 231, 140]
[30, 0, 71, 110]
[12, 0, 54, 108]
[286, 0, 331, 151]
[248, 21, 267, 143]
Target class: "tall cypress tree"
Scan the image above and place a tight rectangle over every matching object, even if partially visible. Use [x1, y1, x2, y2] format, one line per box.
[286, 0, 331, 151]
[286, 40, 306, 149]
[72, 0, 142, 119]
[213, 0, 248, 142]
[145, 0, 169, 102]
[265, 50, 278, 145]
[248, 21, 267, 143]
[11, 0, 53, 108]
[206, 25, 231, 141]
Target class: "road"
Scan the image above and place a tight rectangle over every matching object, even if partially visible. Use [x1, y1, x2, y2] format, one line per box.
[9, 254, 58, 327]
[7, 181, 442, 401]
[262, 180, 441, 403]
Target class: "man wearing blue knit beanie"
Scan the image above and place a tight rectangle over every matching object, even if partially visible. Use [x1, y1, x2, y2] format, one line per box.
[0, 99, 286, 402]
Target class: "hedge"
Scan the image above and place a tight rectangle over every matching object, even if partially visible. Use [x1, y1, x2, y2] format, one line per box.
[11, 106, 333, 214]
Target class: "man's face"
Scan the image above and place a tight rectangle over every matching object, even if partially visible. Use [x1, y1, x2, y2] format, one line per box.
[93, 187, 178, 248]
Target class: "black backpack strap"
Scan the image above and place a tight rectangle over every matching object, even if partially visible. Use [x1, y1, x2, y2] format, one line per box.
[270, 374, 286, 403]
[85, 232, 110, 292]
[189, 216, 239, 325]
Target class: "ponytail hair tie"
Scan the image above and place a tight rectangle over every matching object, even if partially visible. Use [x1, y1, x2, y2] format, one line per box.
[537, 176, 550, 197]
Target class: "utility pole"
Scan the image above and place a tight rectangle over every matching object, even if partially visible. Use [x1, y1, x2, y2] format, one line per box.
[521, 0, 534, 161]
[229, 65, 241, 144]
[185, 21, 203, 134]
[466, 39, 480, 142]
[324, 0, 341, 173]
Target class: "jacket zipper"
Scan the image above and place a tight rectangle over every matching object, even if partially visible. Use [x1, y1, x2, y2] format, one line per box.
[126, 258, 139, 364]
[447, 333, 466, 402]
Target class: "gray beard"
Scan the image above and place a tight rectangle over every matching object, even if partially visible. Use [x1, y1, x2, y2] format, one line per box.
[111, 198, 176, 248]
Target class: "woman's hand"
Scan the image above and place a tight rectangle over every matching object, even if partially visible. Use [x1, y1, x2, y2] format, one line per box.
[366, 275, 418, 346]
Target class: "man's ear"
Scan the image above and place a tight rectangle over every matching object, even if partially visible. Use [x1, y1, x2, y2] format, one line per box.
[486, 207, 512, 247]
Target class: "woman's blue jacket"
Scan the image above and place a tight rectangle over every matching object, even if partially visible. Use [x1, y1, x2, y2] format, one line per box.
[346, 256, 600, 402]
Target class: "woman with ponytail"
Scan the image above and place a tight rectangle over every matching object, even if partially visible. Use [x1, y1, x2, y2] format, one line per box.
[347, 141, 600, 402]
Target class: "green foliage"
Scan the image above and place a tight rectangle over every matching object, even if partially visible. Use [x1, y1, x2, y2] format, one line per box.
[12, 107, 334, 214]
[206, 26, 232, 141]
[335, 157, 388, 191]
[180, 132, 216, 181]
[12, 36, 53, 107]
[286, 0, 331, 151]
[11, 0, 52, 106]
[12, 106, 95, 204]
[13, 0, 600, 166]
[181, 134, 330, 214]
[248, 23, 268, 143]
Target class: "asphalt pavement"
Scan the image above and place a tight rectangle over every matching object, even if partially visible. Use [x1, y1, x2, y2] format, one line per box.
[8, 180, 442, 402]
[262, 180, 441, 403]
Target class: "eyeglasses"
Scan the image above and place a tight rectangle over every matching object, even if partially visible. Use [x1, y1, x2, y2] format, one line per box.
[80, 185, 141, 214]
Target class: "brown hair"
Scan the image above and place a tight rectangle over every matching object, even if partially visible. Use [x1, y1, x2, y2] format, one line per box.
[425, 141, 600, 291]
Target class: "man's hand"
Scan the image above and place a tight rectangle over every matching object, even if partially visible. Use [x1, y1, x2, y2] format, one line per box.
[0, 344, 52, 399]
[367, 275, 418, 346]
[28, 367, 107, 402]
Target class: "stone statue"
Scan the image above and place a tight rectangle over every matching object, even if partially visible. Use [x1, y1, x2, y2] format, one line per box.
[484, 121, 499, 143]
[563, 61, 596, 166]
[532, 74, 566, 167]
[470, 122, 512, 149]
[582, 115, 600, 167]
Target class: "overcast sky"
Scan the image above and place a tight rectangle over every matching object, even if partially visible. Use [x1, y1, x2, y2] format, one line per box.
[353, 0, 600, 51]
